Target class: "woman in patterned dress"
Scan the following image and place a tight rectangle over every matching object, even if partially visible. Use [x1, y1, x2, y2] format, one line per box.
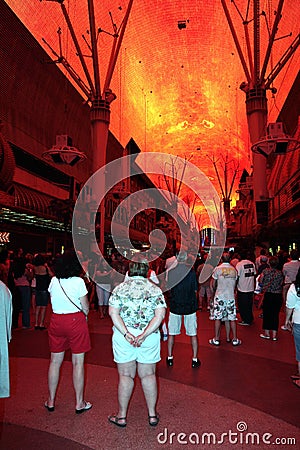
[108, 255, 166, 428]
[259, 256, 284, 341]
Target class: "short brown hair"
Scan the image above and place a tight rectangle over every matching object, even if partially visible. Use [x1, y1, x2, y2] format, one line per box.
[222, 252, 231, 262]
[128, 255, 149, 278]
[268, 256, 279, 269]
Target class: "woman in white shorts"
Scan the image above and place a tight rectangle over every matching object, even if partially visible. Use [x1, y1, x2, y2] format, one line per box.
[108, 256, 166, 428]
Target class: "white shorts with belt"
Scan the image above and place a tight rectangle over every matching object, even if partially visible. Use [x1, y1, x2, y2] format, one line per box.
[112, 326, 161, 364]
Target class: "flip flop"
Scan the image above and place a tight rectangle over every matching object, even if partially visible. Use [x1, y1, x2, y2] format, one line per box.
[75, 401, 92, 414]
[148, 414, 160, 426]
[108, 415, 127, 427]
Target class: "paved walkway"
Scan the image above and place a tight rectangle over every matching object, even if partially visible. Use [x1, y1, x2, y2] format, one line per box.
[1, 308, 299, 449]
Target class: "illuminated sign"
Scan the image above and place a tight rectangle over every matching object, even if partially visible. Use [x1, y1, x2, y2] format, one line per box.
[0, 232, 10, 243]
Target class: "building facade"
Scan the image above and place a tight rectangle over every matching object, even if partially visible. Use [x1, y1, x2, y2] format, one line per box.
[230, 71, 300, 252]
[0, 1, 186, 257]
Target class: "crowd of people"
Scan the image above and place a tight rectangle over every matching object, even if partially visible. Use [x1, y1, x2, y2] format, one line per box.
[0, 244, 300, 419]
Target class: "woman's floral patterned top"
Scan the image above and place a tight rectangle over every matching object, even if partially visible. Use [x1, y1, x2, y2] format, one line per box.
[109, 276, 166, 331]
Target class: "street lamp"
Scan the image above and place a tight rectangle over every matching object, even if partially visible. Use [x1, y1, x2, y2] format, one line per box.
[251, 122, 300, 157]
[42, 135, 87, 166]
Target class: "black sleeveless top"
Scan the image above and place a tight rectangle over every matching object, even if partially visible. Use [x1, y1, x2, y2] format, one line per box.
[35, 271, 50, 291]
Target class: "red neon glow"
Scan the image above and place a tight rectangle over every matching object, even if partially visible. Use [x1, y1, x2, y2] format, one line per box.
[4, 1, 300, 216]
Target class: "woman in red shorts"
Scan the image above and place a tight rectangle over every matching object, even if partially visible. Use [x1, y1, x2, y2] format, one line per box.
[45, 249, 92, 414]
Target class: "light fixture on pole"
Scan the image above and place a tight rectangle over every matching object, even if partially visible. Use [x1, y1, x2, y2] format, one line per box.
[42, 135, 86, 166]
[251, 122, 300, 157]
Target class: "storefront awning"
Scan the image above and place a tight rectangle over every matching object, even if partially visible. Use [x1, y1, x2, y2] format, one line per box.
[13, 183, 55, 216]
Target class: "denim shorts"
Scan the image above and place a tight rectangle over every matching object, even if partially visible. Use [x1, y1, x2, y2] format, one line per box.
[168, 312, 197, 336]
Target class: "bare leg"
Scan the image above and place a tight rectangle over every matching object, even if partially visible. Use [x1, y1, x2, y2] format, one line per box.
[47, 352, 65, 406]
[99, 305, 104, 319]
[167, 335, 175, 357]
[115, 360, 136, 423]
[214, 319, 221, 340]
[138, 363, 157, 418]
[31, 292, 36, 313]
[35, 306, 41, 327]
[208, 295, 213, 311]
[199, 295, 204, 310]
[197, 289, 201, 308]
[39, 306, 47, 327]
[72, 353, 86, 409]
[230, 320, 237, 340]
[224, 321, 230, 340]
[272, 330, 277, 339]
[190, 335, 198, 359]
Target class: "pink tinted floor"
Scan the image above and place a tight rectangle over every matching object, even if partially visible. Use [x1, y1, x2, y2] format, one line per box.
[1, 308, 299, 449]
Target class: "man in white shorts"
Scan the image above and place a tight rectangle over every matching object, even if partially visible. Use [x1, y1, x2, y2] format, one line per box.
[166, 252, 200, 368]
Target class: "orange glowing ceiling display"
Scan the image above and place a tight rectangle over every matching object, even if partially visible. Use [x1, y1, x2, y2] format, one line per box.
[4, 0, 300, 217]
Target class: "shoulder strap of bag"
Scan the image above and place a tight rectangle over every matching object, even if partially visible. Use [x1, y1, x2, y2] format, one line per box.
[58, 279, 86, 316]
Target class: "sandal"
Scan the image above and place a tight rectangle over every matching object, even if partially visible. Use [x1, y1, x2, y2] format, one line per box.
[44, 401, 55, 412]
[209, 338, 220, 346]
[75, 401, 92, 414]
[108, 415, 127, 427]
[148, 414, 160, 427]
[292, 379, 300, 389]
[290, 374, 300, 381]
